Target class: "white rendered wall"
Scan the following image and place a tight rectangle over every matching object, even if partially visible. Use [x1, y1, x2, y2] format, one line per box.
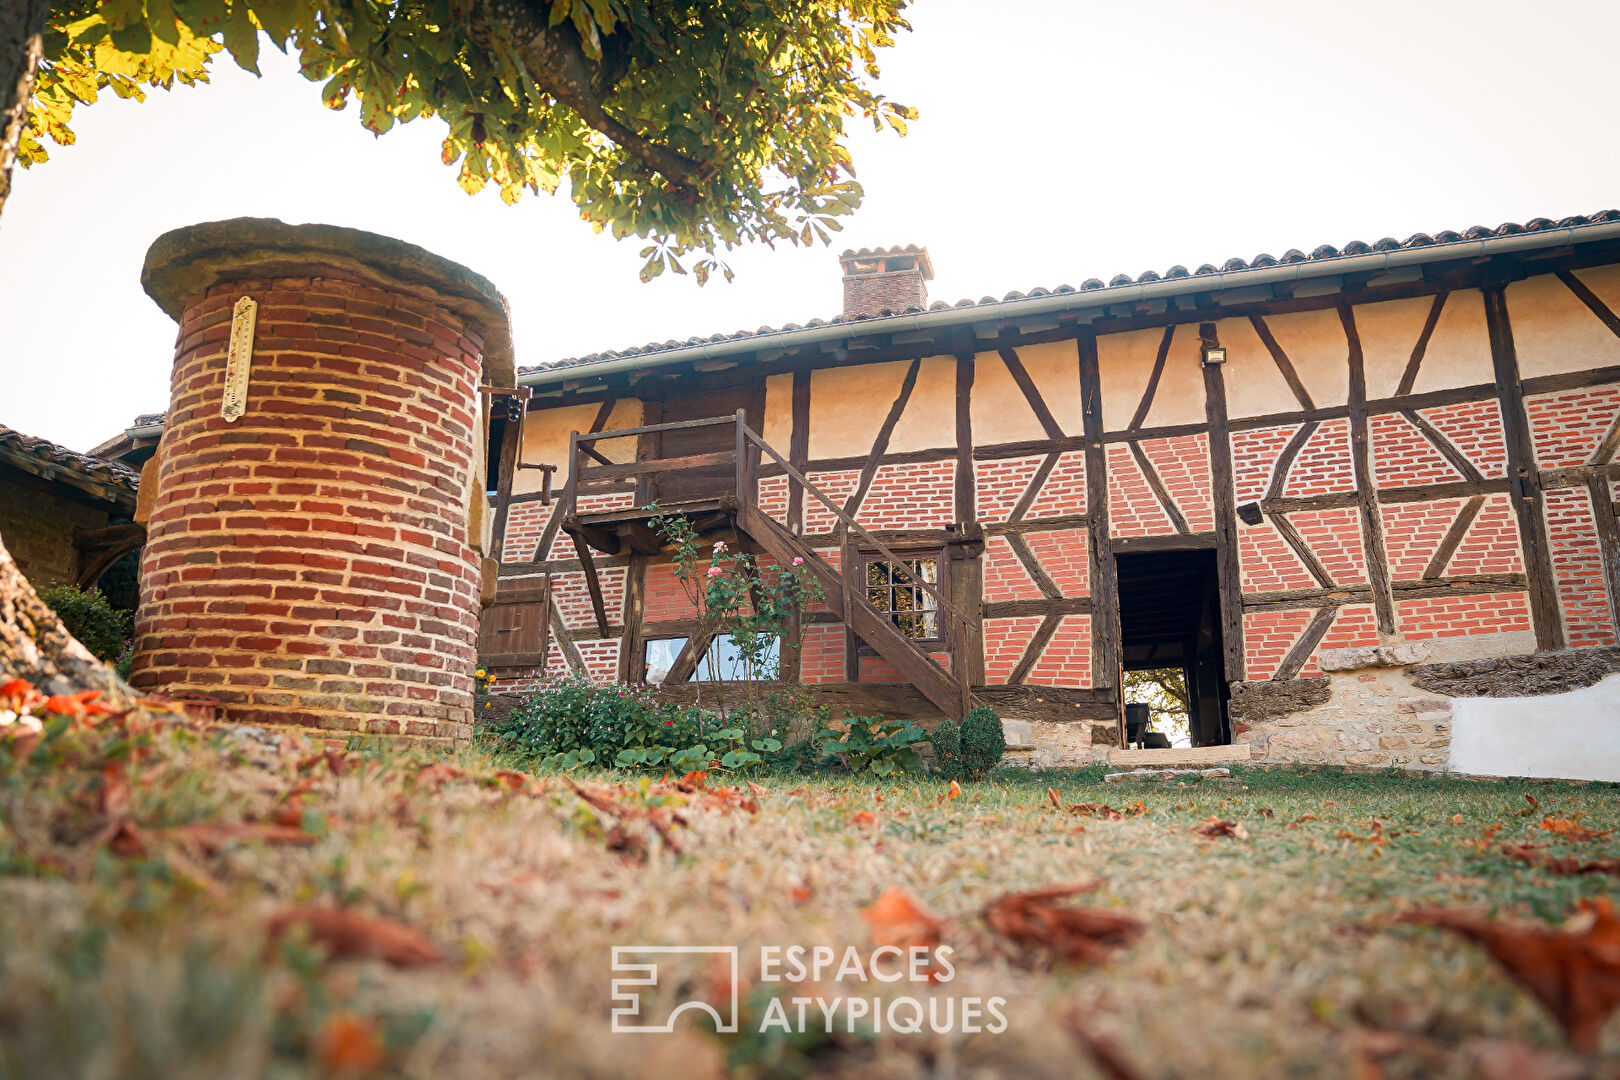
[1450, 674, 1620, 782]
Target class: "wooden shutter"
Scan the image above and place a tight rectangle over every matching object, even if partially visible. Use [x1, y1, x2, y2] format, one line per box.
[479, 580, 550, 670]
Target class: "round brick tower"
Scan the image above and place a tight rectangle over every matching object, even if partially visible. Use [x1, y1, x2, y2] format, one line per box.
[131, 218, 514, 741]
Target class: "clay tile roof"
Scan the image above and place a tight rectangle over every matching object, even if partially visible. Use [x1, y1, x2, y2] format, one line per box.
[112, 211, 1620, 388]
[0, 423, 141, 496]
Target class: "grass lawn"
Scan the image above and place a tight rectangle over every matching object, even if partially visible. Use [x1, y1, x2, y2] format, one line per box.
[2, 714, 1618, 1079]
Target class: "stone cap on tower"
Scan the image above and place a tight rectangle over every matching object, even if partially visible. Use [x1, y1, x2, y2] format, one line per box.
[838, 244, 933, 318]
[141, 217, 516, 387]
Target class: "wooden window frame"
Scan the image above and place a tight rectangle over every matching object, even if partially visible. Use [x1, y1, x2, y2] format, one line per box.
[858, 547, 947, 648]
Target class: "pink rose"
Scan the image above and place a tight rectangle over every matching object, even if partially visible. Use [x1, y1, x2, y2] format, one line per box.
[792, 557, 803, 565]
[706, 566, 723, 577]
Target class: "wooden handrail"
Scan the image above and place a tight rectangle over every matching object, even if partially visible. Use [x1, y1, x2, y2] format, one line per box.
[561, 413, 970, 633]
[739, 422, 970, 632]
[575, 414, 740, 444]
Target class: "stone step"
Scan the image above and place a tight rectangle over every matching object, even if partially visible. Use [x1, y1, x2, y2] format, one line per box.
[1107, 744, 1253, 768]
[1104, 767, 1231, 783]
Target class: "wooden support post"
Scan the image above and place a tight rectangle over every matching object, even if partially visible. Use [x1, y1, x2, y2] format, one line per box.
[1587, 475, 1620, 635]
[1484, 286, 1566, 651]
[1078, 329, 1122, 693]
[842, 531, 860, 682]
[489, 399, 521, 562]
[1200, 324, 1247, 684]
[618, 553, 647, 683]
[788, 371, 811, 534]
[955, 352, 976, 522]
[635, 400, 663, 506]
[1341, 304, 1397, 635]
[735, 408, 749, 505]
[953, 348, 984, 690]
[575, 538, 611, 638]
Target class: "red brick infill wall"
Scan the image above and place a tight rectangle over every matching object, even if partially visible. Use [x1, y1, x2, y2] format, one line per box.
[130, 219, 514, 742]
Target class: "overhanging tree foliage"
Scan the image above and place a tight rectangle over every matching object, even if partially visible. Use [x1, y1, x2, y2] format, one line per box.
[14, 0, 916, 281]
[0, 0, 914, 696]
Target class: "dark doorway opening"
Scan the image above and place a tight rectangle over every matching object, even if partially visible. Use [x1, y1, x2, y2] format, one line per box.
[1115, 548, 1230, 747]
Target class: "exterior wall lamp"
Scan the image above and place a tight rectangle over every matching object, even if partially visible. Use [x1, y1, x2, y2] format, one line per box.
[1202, 345, 1227, 365]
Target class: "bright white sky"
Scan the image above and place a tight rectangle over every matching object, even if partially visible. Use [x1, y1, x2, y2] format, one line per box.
[2, 0, 1617, 451]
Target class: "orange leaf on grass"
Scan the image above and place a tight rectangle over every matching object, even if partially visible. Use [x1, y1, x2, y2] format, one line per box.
[851, 811, 878, 828]
[316, 1012, 387, 1072]
[861, 887, 943, 952]
[1539, 816, 1611, 843]
[265, 906, 442, 968]
[1191, 817, 1248, 840]
[414, 764, 465, 791]
[0, 678, 44, 712]
[100, 763, 131, 819]
[1501, 843, 1620, 877]
[983, 883, 1143, 967]
[43, 689, 115, 721]
[492, 769, 530, 791]
[172, 821, 316, 854]
[1063, 1005, 1144, 1080]
[1394, 897, 1620, 1051]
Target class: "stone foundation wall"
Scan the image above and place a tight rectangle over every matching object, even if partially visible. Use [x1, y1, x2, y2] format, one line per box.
[1237, 667, 1454, 770]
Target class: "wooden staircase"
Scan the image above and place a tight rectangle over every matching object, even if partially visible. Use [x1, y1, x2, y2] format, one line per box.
[557, 411, 977, 721]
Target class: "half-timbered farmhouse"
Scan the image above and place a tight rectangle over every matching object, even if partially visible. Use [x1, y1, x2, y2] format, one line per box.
[483, 211, 1620, 780]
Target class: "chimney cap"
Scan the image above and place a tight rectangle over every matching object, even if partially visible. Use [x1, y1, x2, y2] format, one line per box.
[839, 244, 934, 280]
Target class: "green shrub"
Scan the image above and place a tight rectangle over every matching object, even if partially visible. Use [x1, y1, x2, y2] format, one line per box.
[957, 705, 1006, 780]
[39, 584, 130, 663]
[929, 718, 963, 779]
[815, 714, 926, 777]
[479, 672, 791, 774]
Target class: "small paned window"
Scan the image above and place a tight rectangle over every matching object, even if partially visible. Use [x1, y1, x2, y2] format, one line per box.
[864, 556, 940, 640]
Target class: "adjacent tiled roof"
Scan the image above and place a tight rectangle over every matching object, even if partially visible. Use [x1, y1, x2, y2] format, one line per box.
[0, 423, 141, 493]
[519, 209, 1620, 376]
[131, 412, 165, 428]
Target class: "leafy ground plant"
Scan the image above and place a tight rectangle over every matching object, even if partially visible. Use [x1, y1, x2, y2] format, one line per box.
[3, 697, 1619, 1078]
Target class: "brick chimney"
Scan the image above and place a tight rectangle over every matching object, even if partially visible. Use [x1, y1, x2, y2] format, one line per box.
[839, 245, 933, 318]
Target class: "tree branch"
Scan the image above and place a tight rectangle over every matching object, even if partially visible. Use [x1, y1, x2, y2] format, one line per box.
[0, 0, 49, 219]
[483, 1, 703, 186]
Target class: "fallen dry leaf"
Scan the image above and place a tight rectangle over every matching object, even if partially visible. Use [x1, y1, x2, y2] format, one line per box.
[99, 764, 131, 819]
[937, 780, 961, 806]
[1539, 816, 1611, 843]
[492, 769, 530, 791]
[1501, 843, 1620, 877]
[172, 821, 315, 854]
[861, 887, 943, 952]
[851, 811, 878, 828]
[315, 1011, 387, 1072]
[983, 883, 1142, 967]
[271, 798, 305, 828]
[1063, 1004, 1144, 1080]
[1434, 872, 1488, 887]
[265, 906, 442, 968]
[1519, 794, 1541, 817]
[1394, 896, 1620, 1051]
[1191, 817, 1249, 840]
[1257, 807, 1275, 818]
[414, 763, 465, 791]
[1286, 814, 1319, 830]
